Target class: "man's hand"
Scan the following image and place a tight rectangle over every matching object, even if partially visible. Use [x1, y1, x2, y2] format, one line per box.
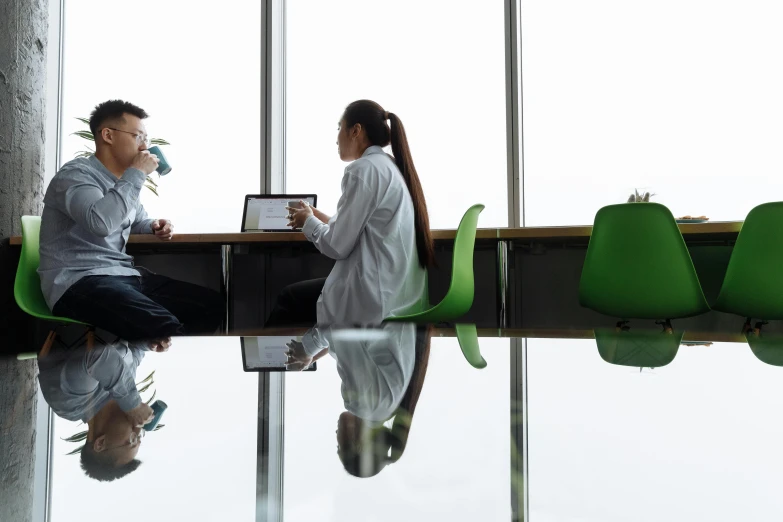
[125, 403, 154, 427]
[151, 219, 173, 240]
[149, 337, 171, 352]
[285, 340, 313, 371]
[130, 150, 160, 175]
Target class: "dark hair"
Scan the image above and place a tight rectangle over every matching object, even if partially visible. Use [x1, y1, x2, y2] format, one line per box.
[89, 99, 149, 140]
[340, 326, 432, 477]
[80, 443, 142, 482]
[342, 100, 435, 268]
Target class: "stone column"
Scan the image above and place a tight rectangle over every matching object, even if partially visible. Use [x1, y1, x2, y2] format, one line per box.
[0, 1, 50, 521]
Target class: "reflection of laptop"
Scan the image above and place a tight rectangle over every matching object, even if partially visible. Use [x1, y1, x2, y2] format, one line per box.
[241, 194, 317, 232]
[240, 336, 317, 372]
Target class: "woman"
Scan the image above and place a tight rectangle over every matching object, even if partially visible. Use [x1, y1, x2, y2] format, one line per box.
[265, 99, 435, 327]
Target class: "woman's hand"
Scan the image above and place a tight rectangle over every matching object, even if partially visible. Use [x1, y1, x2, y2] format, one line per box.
[286, 200, 314, 229]
[285, 340, 313, 371]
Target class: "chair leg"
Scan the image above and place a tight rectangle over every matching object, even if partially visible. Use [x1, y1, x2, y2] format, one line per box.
[615, 320, 630, 332]
[455, 323, 487, 369]
[742, 318, 753, 335]
[86, 327, 95, 351]
[655, 319, 673, 334]
[39, 330, 57, 359]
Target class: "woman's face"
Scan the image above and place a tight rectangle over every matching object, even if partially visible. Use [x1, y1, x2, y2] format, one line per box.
[336, 119, 360, 162]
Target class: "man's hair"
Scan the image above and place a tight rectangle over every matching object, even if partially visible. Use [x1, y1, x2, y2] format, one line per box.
[80, 443, 142, 482]
[89, 99, 149, 139]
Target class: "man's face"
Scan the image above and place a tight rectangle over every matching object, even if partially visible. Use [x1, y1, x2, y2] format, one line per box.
[100, 114, 148, 168]
[94, 419, 143, 466]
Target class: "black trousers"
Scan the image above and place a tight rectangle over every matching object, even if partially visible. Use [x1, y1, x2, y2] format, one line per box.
[265, 278, 326, 327]
[52, 269, 224, 341]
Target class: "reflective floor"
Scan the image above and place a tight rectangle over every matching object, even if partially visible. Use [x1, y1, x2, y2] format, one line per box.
[9, 325, 783, 521]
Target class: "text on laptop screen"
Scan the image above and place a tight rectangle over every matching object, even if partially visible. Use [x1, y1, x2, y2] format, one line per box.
[244, 196, 316, 231]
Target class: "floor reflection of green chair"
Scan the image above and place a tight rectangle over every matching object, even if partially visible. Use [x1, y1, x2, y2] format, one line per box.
[594, 328, 683, 368]
[713, 202, 783, 332]
[14, 216, 92, 360]
[387, 204, 486, 369]
[579, 203, 710, 324]
[746, 334, 783, 367]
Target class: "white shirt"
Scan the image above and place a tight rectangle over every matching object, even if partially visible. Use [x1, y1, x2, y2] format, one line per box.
[302, 145, 428, 325]
[302, 323, 416, 423]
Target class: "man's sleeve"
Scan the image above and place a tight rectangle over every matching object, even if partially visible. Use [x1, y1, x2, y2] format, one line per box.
[75, 345, 142, 412]
[131, 202, 155, 234]
[48, 165, 147, 238]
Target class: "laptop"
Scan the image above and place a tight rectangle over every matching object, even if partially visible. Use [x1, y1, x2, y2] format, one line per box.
[241, 194, 318, 232]
[240, 336, 317, 372]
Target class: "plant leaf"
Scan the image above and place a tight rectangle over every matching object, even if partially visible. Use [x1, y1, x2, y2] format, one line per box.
[74, 151, 93, 159]
[150, 138, 170, 145]
[146, 389, 157, 405]
[75, 117, 91, 126]
[61, 430, 88, 443]
[144, 184, 159, 197]
[136, 370, 155, 386]
[71, 130, 96, 142]
[153, 424, 165, 431]
[66, 445, 85, 456]
[138, 381, 155, 394]
[145, 175, 158, 187]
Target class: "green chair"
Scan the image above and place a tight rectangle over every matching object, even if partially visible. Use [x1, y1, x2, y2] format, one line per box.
[579, 203, 710, 321]
[746, 333, 783, 367]
[387, 204, 486, 369]
[712, 202, 783, 324]
[594, 328, 683, 368]
[14, 216, 90, 360]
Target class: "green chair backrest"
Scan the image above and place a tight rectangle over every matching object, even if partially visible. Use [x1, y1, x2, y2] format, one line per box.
[388, 204, 484, 323]
[713, 202, 783, 320]
[594, 328, 683, 368]
[579, 203, 709, 320]
[746, 334, 783, 367]
[14, 216, 81, 323]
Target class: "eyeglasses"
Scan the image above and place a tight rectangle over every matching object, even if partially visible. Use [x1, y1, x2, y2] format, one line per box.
[105, 127, 151, 147]
[104, 428, 145, 451]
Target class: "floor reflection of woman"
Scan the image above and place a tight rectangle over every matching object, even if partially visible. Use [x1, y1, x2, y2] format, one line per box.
[285, 322, 431, 478]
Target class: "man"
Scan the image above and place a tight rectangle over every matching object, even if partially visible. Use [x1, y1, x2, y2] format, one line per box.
[37, 339, 160, 481]
[38, 99, 223, 340]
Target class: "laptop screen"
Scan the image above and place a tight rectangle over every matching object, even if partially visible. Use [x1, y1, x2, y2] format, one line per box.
[240, 336, 317, 372]
[242, 194, 317, 232]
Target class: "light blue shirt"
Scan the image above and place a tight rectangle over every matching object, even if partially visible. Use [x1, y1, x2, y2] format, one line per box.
[38, 155, 155, 309]
[37, 343, 145, 422]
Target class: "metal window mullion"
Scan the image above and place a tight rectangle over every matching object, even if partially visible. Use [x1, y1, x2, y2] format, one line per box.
[263, 0, 286, 194]
[505, 0, 523, 229]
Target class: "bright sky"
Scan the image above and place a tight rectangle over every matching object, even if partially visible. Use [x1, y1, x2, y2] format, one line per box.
[49, 0, 783, 520]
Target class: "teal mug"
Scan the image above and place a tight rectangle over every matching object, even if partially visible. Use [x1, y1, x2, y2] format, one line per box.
[147, 146, 172, 175]
[143, 400, 168, 431]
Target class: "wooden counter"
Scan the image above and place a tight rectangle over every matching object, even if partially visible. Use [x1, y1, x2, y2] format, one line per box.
[6, 221, 744, 246]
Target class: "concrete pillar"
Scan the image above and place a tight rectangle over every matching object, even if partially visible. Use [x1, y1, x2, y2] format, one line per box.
[0, 1, 50, 521]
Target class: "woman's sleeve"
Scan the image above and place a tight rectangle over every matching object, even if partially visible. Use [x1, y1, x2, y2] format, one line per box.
[301, 165, 377, 260]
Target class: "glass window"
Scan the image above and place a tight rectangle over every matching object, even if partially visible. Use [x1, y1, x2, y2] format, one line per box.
[59, 0, 262, 233]
[521, 0, 783, 226]
[285, 0, 508, 229]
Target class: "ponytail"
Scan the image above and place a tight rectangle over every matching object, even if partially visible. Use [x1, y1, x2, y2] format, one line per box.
[387, 324, 432, 461]
[387, 113, 436, 269]
[342, 100, 436, 268]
